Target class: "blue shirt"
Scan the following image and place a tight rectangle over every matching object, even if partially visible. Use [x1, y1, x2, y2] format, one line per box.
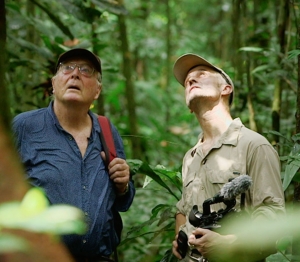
[12, 101, 135, 257]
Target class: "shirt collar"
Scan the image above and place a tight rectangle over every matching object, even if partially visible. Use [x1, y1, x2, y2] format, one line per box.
[47, 100, 101, 134]
[197, 118, 243, 147]
[218, 118, 243, 146]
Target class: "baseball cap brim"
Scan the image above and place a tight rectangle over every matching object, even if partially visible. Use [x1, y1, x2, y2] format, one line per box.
[56, 48, 102, 74]
[173, 53, 234, 89]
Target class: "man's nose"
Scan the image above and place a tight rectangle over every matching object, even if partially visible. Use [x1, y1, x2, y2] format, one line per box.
[187, 77, 197, 86]
[71, 66, 80, 78]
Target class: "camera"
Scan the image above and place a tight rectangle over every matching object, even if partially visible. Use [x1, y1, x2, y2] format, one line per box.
[176, 175, 252, 259]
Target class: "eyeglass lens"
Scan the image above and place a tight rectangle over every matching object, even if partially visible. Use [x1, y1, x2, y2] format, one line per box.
[60, 63, 94, 77]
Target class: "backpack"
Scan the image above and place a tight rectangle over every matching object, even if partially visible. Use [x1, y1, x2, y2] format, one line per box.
[98, 116, 123, 262]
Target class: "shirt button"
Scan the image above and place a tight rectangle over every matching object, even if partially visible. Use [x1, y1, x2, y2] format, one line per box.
[85, 212, 88, 216]
[83, 186, 86, 190]
[83, 239, 86, 244]
[69, 136, 73, 140]
[201, 186, 205, 190]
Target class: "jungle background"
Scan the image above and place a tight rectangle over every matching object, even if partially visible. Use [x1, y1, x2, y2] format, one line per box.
[1, 0, 300, 261]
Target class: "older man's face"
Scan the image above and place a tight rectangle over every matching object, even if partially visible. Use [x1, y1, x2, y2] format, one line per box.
[52, 58, 101, 106]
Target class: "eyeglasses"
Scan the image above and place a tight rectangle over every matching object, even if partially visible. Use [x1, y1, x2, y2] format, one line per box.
[59, 62, 95, 77]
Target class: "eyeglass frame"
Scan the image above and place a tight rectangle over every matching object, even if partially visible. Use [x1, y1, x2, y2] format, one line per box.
[58, 62, 101, 81]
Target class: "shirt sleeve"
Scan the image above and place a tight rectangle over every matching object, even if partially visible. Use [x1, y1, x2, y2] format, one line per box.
[247, 144, 285, 221]
[176, 151, 191, 215]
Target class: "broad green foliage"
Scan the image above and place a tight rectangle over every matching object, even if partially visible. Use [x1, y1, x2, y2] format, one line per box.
[0, 187, 87, 253]
[120, 160, 181, 261]
[267, 131, 300, 191]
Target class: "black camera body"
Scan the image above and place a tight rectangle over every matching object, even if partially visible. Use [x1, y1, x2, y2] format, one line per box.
[177, 195, 238, 259]
[176, 175, 252, 259]
[189, 194, 237, 230]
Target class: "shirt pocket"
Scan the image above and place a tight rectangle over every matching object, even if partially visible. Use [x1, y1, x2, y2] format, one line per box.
[207, 169, 239, 185]
[183, 172, 201, 214]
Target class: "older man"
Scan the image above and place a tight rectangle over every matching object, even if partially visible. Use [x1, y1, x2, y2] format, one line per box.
[172, 54, 285, 262]
[13, 48, 135, 262]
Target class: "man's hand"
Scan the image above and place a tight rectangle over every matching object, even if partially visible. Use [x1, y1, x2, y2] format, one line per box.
[188, 228, 237, 262]
[172, 234, 183, 260]
[101, 152, 130, 194]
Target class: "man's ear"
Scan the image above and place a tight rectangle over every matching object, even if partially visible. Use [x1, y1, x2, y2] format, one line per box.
[221, 84, 233, 96]
[94, 82, 102, 100]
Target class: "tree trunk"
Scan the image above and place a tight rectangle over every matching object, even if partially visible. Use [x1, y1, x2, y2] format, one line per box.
[246, 54, 258, 132]
[293, 1, 300, 258]
[272, 0, 290, 145]
[117, 0, 141, 159]
[164, 0, 172, 131]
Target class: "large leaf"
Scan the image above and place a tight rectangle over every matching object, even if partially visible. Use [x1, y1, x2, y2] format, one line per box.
[127, 159, 179, 200]
[283, 159, 300, 191]
[0, 188, 87, 235]
[153, 165, 182, 193]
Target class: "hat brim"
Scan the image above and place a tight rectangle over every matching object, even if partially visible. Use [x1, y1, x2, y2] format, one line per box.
[173, 53, 234, 105]
[173, 54, 223, 86]
[56, 48, 102, 74]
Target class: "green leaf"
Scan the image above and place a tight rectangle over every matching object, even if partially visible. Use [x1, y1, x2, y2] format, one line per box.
[276, 236, 292, 252]
[291, 133, 300, 143]
[283, 160, 300, 191]
[0, 200, 86, 235]
[265, 131, 292, 142]
[292, 172, 300, 182]
[153, 165, 182, 193]
[0, 233, 29, 253]
[8, 36, 53, 60]
[0, 202, 27, 227]
[29, 0, 74, 39]
[159, 248, 178, 262]
[288, 49, 300, 59]
[127, 159, 143, 175]
[239, 46, 264, 53]
[20, 205, 87, 235]
[91, 0, 128, 15]
[60, 0, 102, 23]
[20, 187, 49, 217]
[151, 204, 170, 218]
[126, 217, 159, 237]
[127, 159, 179, 200]
[157, 207, 174, 227]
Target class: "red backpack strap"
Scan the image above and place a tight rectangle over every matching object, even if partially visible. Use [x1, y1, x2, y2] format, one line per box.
[98, 116, 117, 167]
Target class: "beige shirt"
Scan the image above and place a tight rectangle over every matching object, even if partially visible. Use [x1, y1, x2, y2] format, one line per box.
[176, 118, 285, 261]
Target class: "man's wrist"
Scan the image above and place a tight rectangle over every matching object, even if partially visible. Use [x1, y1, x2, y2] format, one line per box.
[117, 183, 129, 196]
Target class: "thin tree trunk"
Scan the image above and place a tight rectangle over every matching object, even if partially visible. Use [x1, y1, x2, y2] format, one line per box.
[117, 0, 141, 159]
[293, 0, 300, 259]
[272, 0, 290, 144]
[164, 0, 171, 131]
[246, 54, 258, 132]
